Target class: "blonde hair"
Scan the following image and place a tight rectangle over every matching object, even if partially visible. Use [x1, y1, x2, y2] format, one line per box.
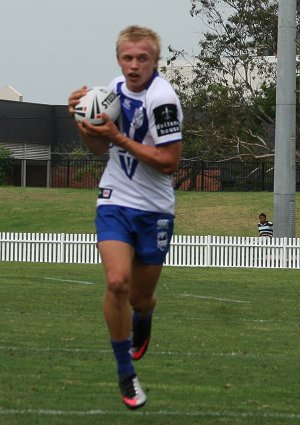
[116, 25, 161, 61]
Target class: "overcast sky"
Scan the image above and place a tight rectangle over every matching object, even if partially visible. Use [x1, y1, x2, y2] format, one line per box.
[1, 0, 204, 105]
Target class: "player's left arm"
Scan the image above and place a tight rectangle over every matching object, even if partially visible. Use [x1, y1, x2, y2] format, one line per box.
[81, 116, 181, 175]
[116, 136, 182, 175]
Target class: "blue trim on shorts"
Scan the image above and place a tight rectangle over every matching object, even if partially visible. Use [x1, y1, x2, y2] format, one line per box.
[95, 205, 174, 265]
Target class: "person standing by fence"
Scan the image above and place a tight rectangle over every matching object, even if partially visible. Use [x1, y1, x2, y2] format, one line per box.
[68, 25, 183, 409]
[258, 213, 273, 238]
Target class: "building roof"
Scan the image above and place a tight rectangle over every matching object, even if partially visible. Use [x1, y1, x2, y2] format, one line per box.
[0, 85, 23, 102]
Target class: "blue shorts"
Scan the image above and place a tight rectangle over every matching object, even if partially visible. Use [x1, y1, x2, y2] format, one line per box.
[95, 205, 174, 265]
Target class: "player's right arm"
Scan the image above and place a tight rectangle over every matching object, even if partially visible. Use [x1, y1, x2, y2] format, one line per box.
[68, 87, 110, 155]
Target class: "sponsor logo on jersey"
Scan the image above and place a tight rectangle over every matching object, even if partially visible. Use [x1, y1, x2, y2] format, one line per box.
[98, 188, 112, 199]
[154, 104, 180, 137]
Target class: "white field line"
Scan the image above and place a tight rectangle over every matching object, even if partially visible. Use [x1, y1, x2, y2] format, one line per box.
[0, 408, 299, 420]
[0, 345, 108, 354]
[180, 293, 251, 304]
[0, 345, 296, 359]
[44, 277, 95, 285]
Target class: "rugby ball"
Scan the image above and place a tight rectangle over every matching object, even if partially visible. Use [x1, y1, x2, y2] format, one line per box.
[74, 86, 121, 125]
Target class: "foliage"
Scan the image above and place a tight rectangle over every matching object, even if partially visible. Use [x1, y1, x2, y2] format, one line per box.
[0, 147, 13, 185]
[52, 139, 86, 160]
[69, 148, 103, 183]
[164, 0, 282, 161]
[70, 147, 90, 160]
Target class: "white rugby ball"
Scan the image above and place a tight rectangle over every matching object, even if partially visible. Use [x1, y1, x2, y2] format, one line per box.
[74, 86, 121, 125]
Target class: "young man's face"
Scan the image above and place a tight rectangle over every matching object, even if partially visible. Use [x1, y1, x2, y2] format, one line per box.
[117, 40, 158, 92]
[259, 215, 266, 224]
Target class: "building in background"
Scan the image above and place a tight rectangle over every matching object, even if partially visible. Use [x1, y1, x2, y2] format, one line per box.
[0, 85, 23, 102]
[0, 92, 82, 187]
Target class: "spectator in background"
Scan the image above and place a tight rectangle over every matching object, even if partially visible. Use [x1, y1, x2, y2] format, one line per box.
[258, 213, 273, 238]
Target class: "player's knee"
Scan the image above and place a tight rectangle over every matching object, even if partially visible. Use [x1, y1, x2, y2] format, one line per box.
[129, 292, 156, 312]
[106, 274, 130, 298]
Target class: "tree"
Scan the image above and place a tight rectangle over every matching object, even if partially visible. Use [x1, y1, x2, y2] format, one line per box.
[164, 0, 281, 161]
[0, 147, 13, 185]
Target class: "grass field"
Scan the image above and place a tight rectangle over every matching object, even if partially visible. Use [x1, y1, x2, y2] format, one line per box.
[0, 262, 300, 425]
[2, 186, 300, 236]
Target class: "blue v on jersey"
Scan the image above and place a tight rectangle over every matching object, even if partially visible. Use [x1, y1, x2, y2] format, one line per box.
[97, 71, 183, 215]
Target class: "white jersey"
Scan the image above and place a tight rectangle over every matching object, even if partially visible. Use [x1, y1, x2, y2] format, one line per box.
[97, 71, 183, 215]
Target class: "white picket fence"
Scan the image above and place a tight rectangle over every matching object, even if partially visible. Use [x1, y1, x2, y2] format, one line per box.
[1, 232, 300, 269]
